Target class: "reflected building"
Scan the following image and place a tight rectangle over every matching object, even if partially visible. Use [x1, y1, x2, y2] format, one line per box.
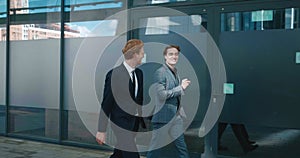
[2, 0, 80, 41]
[9, 0, 30, 40]
[28, 24, 80, 39]
[0, 28, 6, 41]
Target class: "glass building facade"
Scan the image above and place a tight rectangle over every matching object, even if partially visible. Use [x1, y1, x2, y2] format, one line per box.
[1, 0, 300, 157]
[1, 0, 127, 144]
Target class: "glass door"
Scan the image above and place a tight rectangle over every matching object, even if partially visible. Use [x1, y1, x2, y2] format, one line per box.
[130, 5, 225, 157]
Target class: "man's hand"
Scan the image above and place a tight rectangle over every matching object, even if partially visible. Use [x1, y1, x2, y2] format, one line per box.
[181, 78, 191, 90]
[96, 132, 106, 145]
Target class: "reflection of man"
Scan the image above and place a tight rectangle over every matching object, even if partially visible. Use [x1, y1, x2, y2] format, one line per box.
[96, 39, 146, 158]
[147, 45, 191, 158]
[218, 122, 258, 153]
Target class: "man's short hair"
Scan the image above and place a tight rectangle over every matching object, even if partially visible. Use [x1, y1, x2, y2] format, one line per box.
[163, 45, 180, 56]
[122, 39, 144, 59]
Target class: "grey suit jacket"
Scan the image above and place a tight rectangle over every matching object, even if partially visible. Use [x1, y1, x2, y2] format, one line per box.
[151, 64, 185, 123]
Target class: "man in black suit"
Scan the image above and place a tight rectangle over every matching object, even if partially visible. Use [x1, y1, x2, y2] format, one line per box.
[96, 39, 146, 158]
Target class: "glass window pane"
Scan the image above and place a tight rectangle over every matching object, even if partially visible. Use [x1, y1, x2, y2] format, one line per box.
[0, 105, 4, 134]
[9, 0, 63, 40]
[0, 1, 6, 16]
[134, 0, 188, 6]
[9, 0, 60, 139]
[0, 0, 7, 40]
[0, 0, 6, 134]
[64, 1, 126, 143]
[65, 0, 121, 38]
[9, 41, 60, 138]
[64, 36, 127, 144]
[0, 32, 5, 134]
[10, 23, 64, 41]
[9, 39, 60, 139]
[10, 0, 61, 14]
[65, 0, 123, 11]
[0, 25, 6, 41]
[137, 13, 209, 156]
[139, 15, 207, 35]
[0, 32, 5, 105]
[65, 20, 118, 38]
[221, 8, 300, 32]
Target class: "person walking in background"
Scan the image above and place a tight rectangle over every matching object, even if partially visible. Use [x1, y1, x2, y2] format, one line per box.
[218, 122, 258, 153]
[147, 45, 191, 158]
[96, 39, 146, 158]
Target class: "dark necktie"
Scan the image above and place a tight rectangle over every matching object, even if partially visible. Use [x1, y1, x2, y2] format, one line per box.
[131, 70, 136, 98]
[132, 70, 145, 128]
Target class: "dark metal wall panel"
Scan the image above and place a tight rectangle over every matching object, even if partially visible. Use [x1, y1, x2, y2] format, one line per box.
[219, 29, 300, 128]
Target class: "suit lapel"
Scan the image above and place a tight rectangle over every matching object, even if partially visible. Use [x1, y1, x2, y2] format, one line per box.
[163, 64, 181, 108]
[175, 73, 180, 85]
[116, 64, 135, 99]
[119, 63, 130, 79]
[163, 64, 179, 86]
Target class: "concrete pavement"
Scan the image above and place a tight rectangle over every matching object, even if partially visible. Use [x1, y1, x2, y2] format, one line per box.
[0, 136, 113, 158]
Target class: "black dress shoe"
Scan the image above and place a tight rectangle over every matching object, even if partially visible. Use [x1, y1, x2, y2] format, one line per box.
[244, 144, 258, 153]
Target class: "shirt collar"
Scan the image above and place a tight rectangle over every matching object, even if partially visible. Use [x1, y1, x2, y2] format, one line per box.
[165, 63, 177, 75]
[123, 61, 135, 75]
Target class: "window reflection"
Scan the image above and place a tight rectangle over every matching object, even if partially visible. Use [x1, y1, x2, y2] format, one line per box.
[8, 0, 123, 14]
[140, 15, 207, 35]
[0, 0, 6, 135]
[134, 0, 188, 5]
[7, 20, 117, 40]
[150, 0, 187, 4]
[0, 23, 5, 134]
[0, 3, 6, 17]
[65, 20, 118, 38]
[65, 1, 123, 12]
[0, 0, 7, 41]
[10, 0, 61, 14]
[221, 8, 300, 32]
[0, 25, 5, 41]
[9, 24, 66, 41]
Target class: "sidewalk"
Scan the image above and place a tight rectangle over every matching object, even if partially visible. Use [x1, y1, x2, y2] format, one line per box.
[3, 125, 300, 158]
[0, 136, 114, 158]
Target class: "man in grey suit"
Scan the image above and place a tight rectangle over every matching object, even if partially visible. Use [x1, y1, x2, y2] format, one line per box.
[147, 45, 191, 158]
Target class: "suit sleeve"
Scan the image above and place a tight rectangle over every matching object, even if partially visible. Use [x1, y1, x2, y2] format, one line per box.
[98, 71, 114, 132]
[154, 68, 183, 101]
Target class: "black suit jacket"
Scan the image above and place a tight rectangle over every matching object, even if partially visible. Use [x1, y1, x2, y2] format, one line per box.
[98, 64, 145, 132]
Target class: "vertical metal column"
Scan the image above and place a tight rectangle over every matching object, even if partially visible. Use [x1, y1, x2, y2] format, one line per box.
[5, 0, 10, 136]
[59, 0, 66, 143]
[201, 6, 222, 158]
[127, 0, 134, 40]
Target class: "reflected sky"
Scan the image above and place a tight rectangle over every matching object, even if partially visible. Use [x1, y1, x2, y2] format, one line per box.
[0, 0, 6, 14]
[0, 0, 123, 36]
[0, 0, 122, 13]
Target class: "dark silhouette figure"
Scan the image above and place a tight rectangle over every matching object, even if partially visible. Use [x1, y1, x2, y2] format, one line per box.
[218, 122, 258, 153]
